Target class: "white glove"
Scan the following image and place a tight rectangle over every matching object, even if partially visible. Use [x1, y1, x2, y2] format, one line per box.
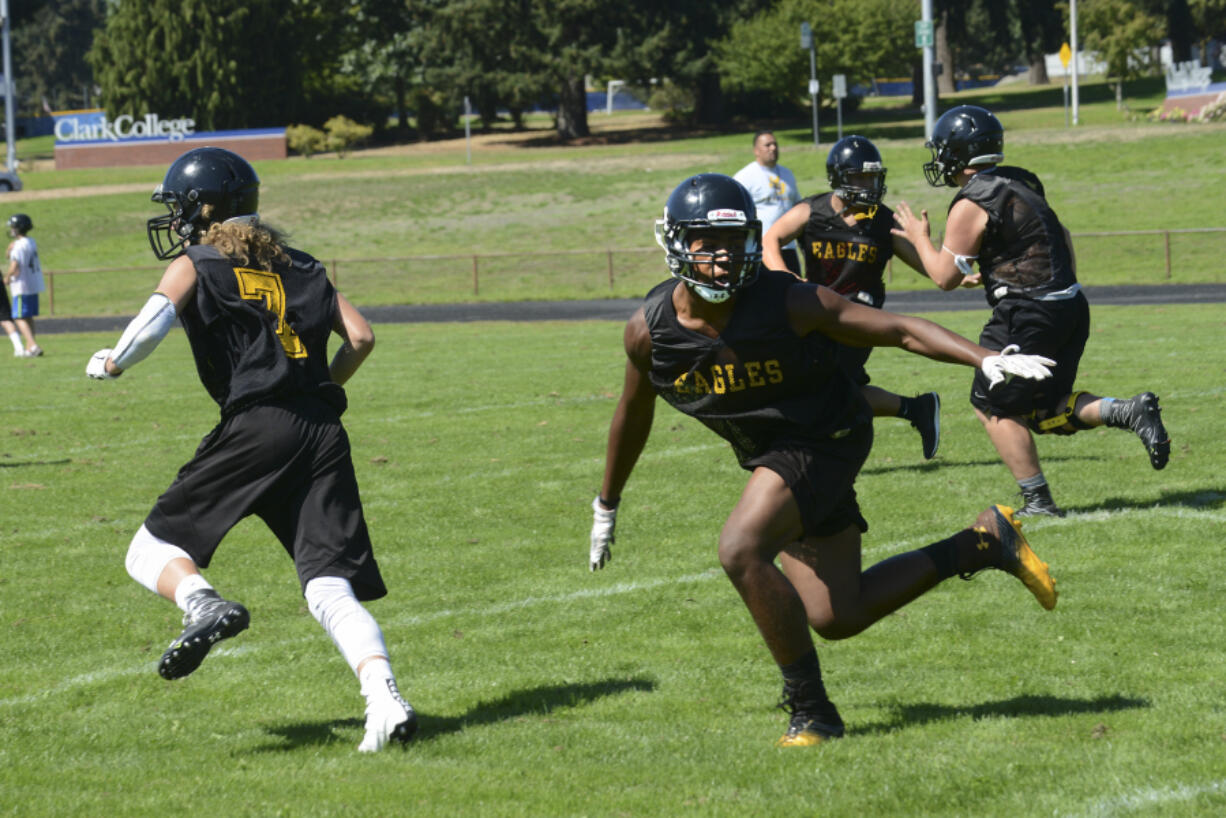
[980, 344, 1055, 389]
[589, 497, 617, 571]
[86, 348, 118, 380]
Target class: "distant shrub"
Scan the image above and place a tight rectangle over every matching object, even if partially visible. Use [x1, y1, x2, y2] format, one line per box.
[647, 81, 694, 121]
[286, 124, 327, 157]
[324, 115, 374, 157]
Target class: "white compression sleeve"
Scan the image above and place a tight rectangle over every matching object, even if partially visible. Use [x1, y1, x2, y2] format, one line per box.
[111, 293, 177, 370]
[304, 576, 390, 676]
[125, 524, 195, 594]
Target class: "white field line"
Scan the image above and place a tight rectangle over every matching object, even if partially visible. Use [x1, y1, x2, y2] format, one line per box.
[1069, 778, 1226, 817]
[0, 571, 722, 710]
[3, 503, 1223, 707]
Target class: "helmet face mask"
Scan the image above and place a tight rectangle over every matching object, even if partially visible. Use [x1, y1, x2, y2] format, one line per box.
[923, 105, 1004, 187]
[655, 173, 762, 302]
[147, 147, 260, 260]
[826, 135, 887, 206]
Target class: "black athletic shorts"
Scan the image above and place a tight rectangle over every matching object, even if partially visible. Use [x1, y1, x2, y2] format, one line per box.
[144, 395, 387, 601]
[0, 284, 9, 318]
[743, 423, 873, 538]
[970, 291, 1089, 420]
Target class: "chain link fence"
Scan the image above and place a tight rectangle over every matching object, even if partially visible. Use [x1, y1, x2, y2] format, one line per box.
[37, 228, 1226, 317]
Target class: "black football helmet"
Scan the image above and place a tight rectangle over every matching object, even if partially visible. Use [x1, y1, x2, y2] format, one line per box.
[147, 146, 260, 259]
[826, 135, 887, 206]
[654, 173, 762, 302]
[923, 105, 1004, 187]
[7, 213, 32, 234]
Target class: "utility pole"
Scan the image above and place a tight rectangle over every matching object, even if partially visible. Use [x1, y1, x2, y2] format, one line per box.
[800, 22, 819, 147]
[919, 0, 936, 140]
[1070, 0, 1080, 125]
[1, 0, 15, 171]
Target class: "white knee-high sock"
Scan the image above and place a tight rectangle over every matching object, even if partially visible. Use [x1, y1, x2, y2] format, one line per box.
[304, 576, 393, 684]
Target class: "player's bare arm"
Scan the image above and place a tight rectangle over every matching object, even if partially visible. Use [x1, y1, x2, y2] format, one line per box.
[761, 202, 809, 274]
[890, 231, 929, 279]
[599, 308, 657, 508]
[785, 282, 1052, 386]
[329, 292, 375, 386]
[589, 309, 657, 571]
[892, 198, 987, 290]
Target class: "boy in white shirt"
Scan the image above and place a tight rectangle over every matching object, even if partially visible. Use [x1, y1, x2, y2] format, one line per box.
[5, 213, 44, 357]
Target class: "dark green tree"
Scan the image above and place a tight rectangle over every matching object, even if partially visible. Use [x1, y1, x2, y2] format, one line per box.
[714, 0, 916, 117]
[11, 0, 105, 115]
[87, 0, 306, 130]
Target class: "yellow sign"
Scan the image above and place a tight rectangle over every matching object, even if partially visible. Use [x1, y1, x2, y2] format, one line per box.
[1059, 42, 1072, 68]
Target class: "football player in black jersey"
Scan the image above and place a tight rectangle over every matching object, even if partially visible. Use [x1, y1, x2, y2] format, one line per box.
[86, 147, 416, 752]
[762, 135, 941, 460]
[892, 105, 1170, 517]
[590, 172, 1060, 747]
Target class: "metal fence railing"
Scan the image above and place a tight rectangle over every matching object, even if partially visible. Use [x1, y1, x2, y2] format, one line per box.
[36, 228, 1226, 317]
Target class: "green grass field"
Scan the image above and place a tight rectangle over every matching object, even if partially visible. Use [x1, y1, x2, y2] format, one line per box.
[2, 302, 1224, 816]
[10, 76, 1226, 316]
[3, 77, 1226, 816]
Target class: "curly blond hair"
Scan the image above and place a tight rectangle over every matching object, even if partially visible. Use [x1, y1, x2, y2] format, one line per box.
[198, 204, 289, 269]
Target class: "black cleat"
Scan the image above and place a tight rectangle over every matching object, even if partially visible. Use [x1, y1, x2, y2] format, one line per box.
[1126, 393, 1170, 470]
[158, 593, 250, 680]
[909, 392, 941, 460]
[776, 678, 844, 747]
[1016, 484, 1066, 518]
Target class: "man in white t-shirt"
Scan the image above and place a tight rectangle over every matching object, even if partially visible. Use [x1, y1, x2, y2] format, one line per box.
[734, 131, 802, 275]
[5, 213, 44, 357]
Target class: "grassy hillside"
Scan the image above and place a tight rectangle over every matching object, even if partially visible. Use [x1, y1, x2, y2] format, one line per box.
[9, 75, 1225, 314]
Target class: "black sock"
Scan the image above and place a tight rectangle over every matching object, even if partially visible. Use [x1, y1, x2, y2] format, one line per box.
[780, 649, 823, 686]
[920, 535, 961, 580]
[897, 395, 918, 421]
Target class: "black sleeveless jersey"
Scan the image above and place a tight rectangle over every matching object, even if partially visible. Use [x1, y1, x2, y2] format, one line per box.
[951, 166, 1077, 304]
[181, 244, 345, 416]
[642, 270, 870, 466]
[799, 192, 894, 307]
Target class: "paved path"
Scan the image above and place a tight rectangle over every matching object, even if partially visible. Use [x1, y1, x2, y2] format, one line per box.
[36, 282, 1226, 334]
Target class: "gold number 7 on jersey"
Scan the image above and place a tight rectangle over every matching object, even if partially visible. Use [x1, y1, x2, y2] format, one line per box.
[233, 267, 307, 358]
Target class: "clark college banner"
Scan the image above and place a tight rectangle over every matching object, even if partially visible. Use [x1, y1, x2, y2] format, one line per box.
[53, 110, 286, 169]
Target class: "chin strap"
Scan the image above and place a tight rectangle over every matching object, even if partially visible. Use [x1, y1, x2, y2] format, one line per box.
[112, 293, 177, 370]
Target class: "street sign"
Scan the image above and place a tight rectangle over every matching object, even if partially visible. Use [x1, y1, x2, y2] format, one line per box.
[1059, 42, 1071, 68]
[914, 20, 933, 48]
[832, 74, 847, 99]
[800, 21, 812, 50]
[809, 79, 820, 97]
